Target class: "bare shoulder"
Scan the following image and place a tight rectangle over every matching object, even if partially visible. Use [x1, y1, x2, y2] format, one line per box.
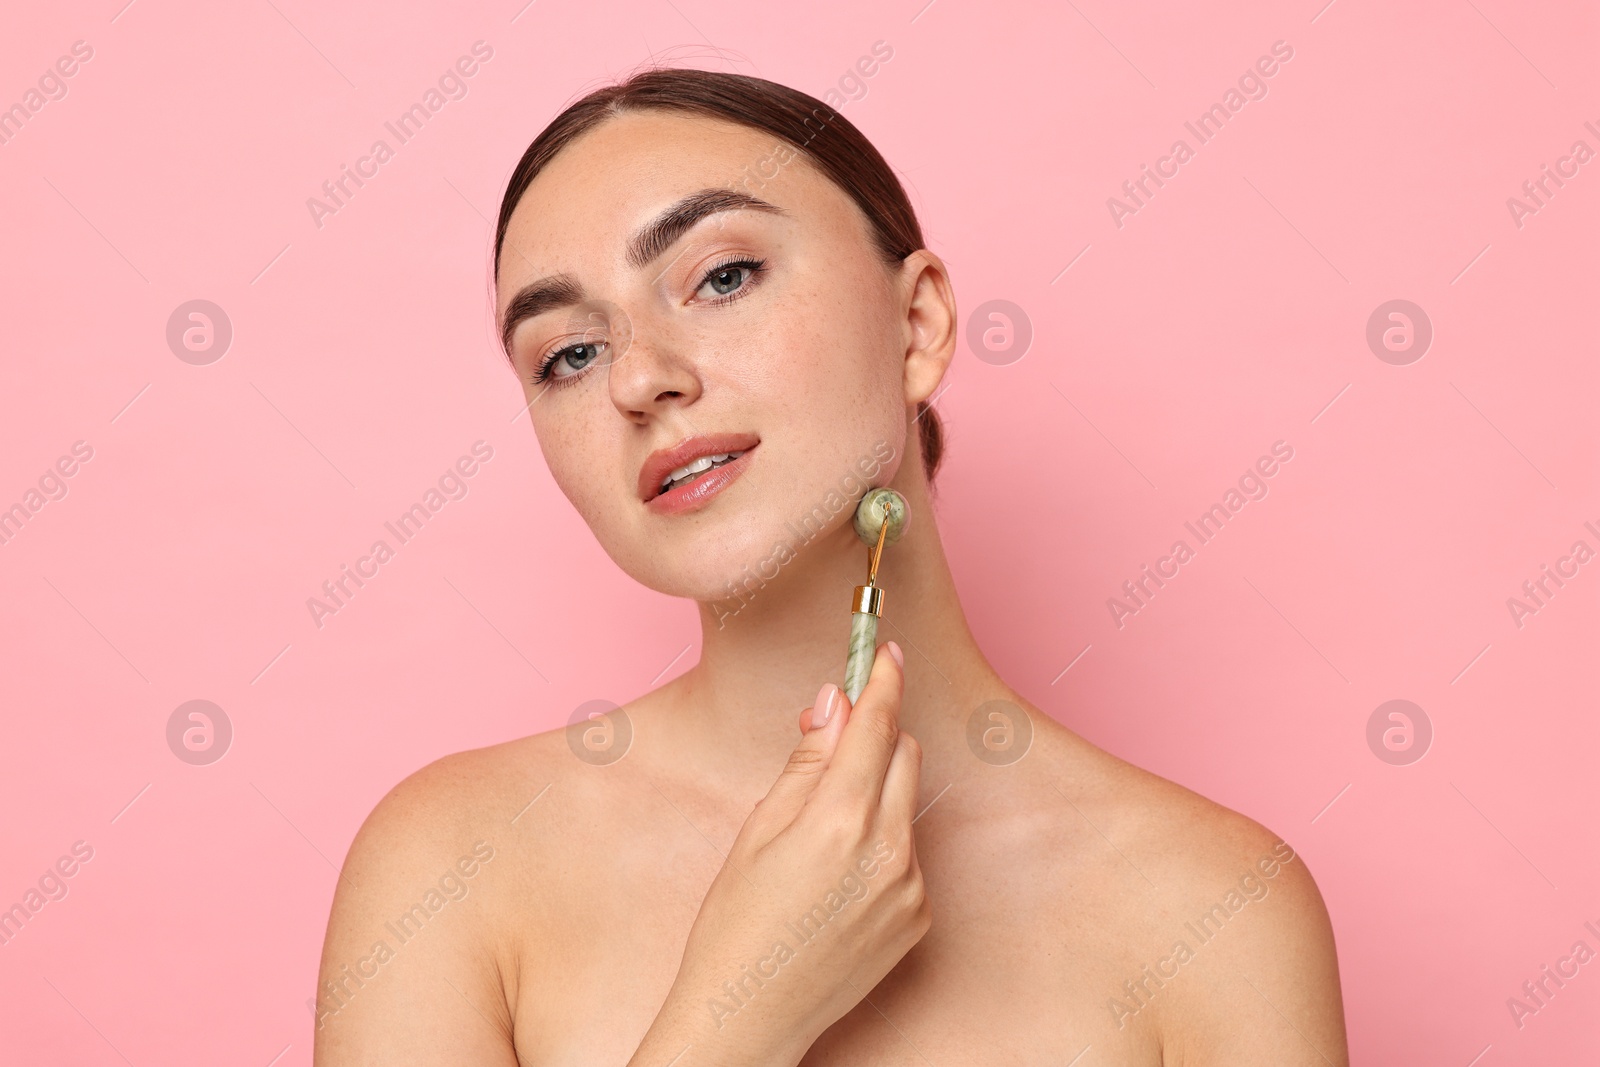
[1024, 710, 1349, 1065]
[313, 727, 577, 1064]
[343, 728, 571, 862]
[1031, 719, 1308, 890]
[325, 723, 598, 955]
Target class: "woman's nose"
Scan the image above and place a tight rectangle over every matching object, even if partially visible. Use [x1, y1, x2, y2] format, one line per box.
[607, 314, 702, 422]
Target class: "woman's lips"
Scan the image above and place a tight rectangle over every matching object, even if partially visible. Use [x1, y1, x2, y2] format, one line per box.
[645, 445, 757, 516]
[639, 431, 760, 507]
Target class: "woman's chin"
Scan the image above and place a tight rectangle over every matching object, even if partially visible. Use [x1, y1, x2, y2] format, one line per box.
[618, 538, 807, 606]
[607, 489, 859, 603]
[640, 564, 786, 606]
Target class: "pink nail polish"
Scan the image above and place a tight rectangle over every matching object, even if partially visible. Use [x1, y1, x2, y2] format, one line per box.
[814, 683, 839, 727]
[886, 641, 904, 668]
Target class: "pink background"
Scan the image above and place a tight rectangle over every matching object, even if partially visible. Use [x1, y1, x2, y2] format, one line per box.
[1, 0, 1595, 1062]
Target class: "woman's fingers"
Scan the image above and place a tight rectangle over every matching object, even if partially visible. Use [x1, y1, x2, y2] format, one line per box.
[878, 727, 924, 830]
[758, 682, 851, 827]
[758, 642, 910, 838]
[824, 643, 906, 805]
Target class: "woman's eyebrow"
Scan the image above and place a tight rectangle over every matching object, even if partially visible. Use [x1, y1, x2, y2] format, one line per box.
[626, 188, 786, 269]
[500, 273, 586, 353]
[500, 189, 785, 353]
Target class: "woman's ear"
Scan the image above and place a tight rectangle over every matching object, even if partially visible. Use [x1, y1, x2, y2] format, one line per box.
[898, 250, 957, 405]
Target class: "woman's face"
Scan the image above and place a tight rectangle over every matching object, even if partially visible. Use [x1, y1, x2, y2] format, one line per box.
[496, 110, 947, 601]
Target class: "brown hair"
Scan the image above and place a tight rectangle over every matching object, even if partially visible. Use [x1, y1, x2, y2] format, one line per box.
[493, 68, 946, 483]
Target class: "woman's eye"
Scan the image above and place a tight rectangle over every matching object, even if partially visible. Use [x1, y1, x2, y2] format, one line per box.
[694, 258, 765, 302]
[544, 341, 605, 380]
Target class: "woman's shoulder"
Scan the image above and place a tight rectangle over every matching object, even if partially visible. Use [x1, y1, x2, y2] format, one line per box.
[340, 723, 605, 873]
[1020, 708, 1347, 1058]
[314, 728, 586, 1052]
[1024, 707, 1310, 887]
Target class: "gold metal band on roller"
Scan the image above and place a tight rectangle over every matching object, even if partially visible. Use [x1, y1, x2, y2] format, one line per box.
[851, 584, 885, 616]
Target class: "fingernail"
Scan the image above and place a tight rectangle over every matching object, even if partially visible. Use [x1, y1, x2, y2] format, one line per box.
[886, 641, 904, 668]
[814, 683, 839, 728]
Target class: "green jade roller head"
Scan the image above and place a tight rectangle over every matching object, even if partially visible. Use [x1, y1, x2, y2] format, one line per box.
[842, 487, 909, 702]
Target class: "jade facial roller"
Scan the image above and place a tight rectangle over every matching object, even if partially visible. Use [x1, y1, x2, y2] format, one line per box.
[842, 487, 910, 702]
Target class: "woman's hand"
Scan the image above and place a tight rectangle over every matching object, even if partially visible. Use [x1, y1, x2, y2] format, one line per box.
[629, 641, 931, 1067]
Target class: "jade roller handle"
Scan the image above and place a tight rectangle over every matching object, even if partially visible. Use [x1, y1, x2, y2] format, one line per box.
[842, 488, 909, 703]
[843, 590, 883, 703]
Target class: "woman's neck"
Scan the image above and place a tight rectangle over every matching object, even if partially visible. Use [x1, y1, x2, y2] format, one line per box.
[655, 464, 1009, 784]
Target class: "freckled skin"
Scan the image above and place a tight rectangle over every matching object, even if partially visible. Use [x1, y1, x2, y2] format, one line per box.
[498, 111, 913, 601]
[314, 110, 1349, 1067]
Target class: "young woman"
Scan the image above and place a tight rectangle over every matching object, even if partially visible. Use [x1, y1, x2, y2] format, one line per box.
[314, 69, 1348, 1066]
